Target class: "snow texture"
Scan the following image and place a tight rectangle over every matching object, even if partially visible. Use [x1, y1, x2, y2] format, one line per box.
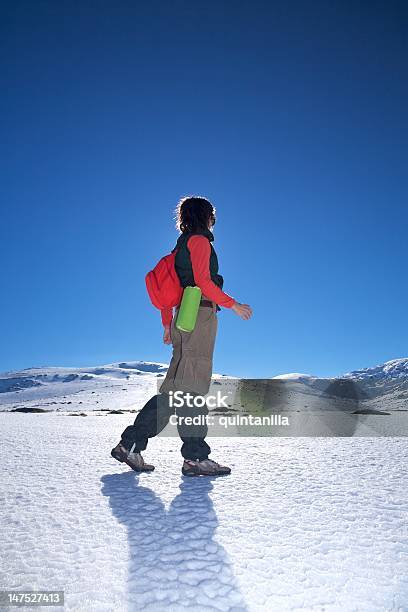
[1, 412, 407, 611]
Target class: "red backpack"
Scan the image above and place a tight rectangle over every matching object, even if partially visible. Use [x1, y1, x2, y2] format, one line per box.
[145, 249, 183, 312]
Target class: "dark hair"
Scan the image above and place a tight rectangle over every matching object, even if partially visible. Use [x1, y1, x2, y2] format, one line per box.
[174, 196, 216, 233]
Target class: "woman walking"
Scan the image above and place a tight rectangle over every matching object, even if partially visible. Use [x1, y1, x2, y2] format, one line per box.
[111, 196, 252, 476]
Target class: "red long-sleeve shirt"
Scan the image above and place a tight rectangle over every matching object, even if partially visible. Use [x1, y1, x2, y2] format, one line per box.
[161, 235, 236, 326]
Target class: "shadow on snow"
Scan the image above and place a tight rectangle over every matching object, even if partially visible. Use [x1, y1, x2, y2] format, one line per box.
[101, 472, 247, 611]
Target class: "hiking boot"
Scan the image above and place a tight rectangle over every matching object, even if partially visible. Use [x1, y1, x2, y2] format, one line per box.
[111, 443, 155, 472]
[182, 458, 231, 477]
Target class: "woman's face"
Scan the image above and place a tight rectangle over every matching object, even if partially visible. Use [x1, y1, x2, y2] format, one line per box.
[208, 212, 216, 229]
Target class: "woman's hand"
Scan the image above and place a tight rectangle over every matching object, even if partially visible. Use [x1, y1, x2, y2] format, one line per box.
[232, 302, 253, 320]
[163, 325, 172, 344]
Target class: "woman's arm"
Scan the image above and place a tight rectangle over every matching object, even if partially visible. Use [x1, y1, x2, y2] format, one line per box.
[161, 308, 173, 327]
[187, 235, 236, 307]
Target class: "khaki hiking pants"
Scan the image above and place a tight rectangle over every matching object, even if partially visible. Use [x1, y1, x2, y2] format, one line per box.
[120, 302, 218, 460]
[159, 302, 218, 397]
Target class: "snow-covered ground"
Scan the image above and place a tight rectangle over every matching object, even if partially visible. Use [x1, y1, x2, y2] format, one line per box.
[1, 412, 407, 611]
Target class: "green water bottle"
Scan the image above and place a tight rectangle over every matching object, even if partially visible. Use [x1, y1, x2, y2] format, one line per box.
[176, 286, 202, 332]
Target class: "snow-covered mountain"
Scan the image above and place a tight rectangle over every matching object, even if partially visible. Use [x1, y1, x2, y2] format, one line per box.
[0, 361, 168, 394]
[0, 361, 171, 413]
[272, 372, 315, 381]
[273, 358, 408, 382]
[280, 359, 408, 412]
[0, 361, 234, 413]
[342, 357, 408, 380]
[1, 357, 407, 414]
[338, 358, 408, 406]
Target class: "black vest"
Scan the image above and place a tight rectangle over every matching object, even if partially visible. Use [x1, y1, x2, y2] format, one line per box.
[172, 229, 224, 310]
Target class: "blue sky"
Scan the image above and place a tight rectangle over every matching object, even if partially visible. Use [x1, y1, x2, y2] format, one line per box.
[1, 0, 407, 378]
